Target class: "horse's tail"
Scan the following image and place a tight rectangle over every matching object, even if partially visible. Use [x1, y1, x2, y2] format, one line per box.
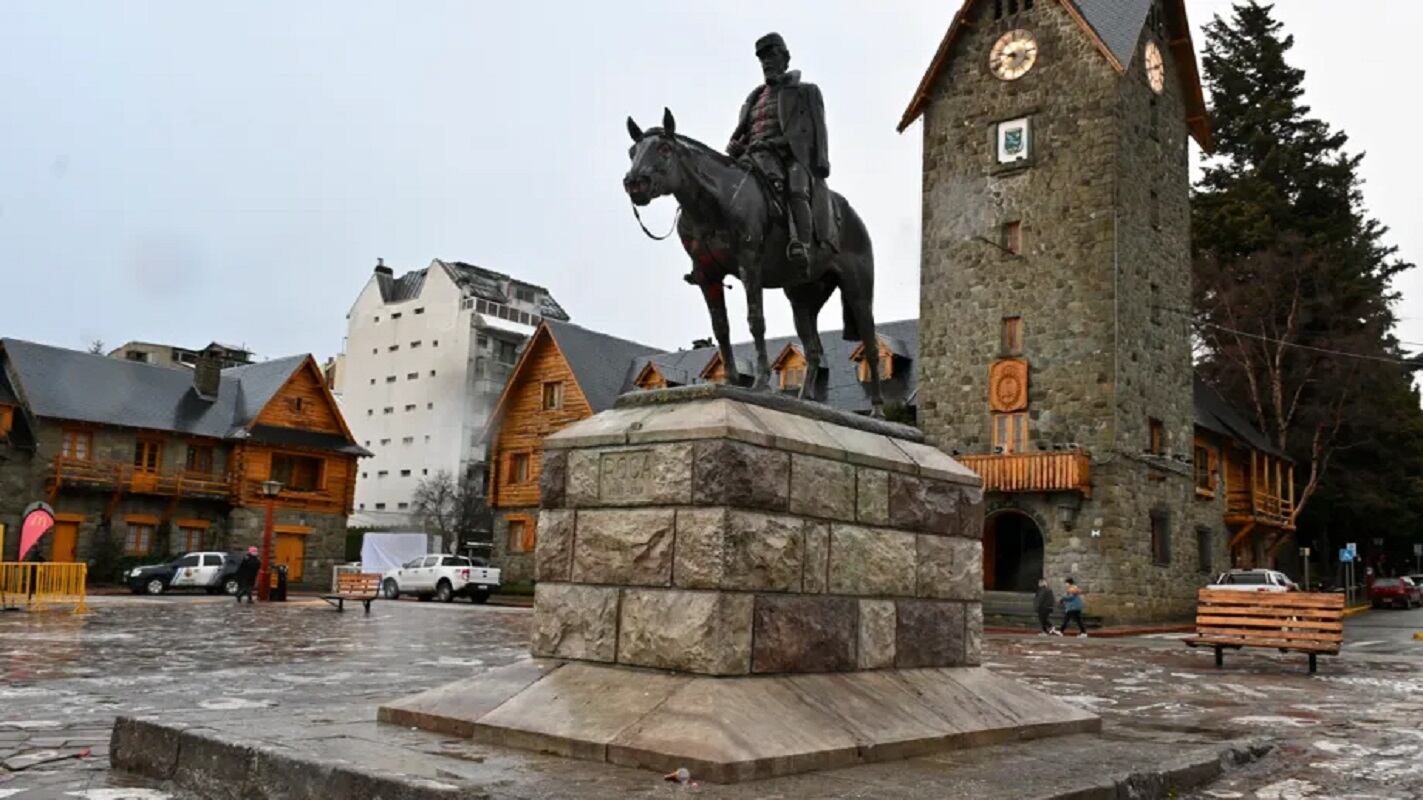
[836, 195, 873, 342]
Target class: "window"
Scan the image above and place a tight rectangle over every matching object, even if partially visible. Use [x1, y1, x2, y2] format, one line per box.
[125, 523, 155, 555]
[391, 312, 402, 320]
[991, 412, 1029, 454]
[429, 370, 437, 377]
[201, 553, 223, 567]
[542, 381, 564, 411]
[369, 378, 375, 385]
[1001, 316, 1024, 355]
[133, 438, 162, 473]
[386, 375, 396, 383]
[362, 472, 368, 479]
[407, 372, 418, 380]
[477, 299, 490, 314]
[1194, 443, 1217, 495]
[0, 405, 14, 440]
[507, 517, 536, 553]
[174, 553, 200, 568]
[515, 286, 535, 303]
[375, 502, 386, 510]
[495, 340, 518, 365]
[405, 404, 416, 412]
[994, 0, 1033, 18]
[1148, 418, 1165, 454]
[379, 438, 390, 445]
[432, 339, 438, 347]
[477, 335, 489, 349]
[374, 316, 380, 323]
[185, 444, 215, 474]
[400, 469, 411, 477]
[179, 526, 205, 552]
[414, 307, 425, 315]
[378, 470, 388, 477]
[62, 428, 92, 460]
[402, 436, 414, 444]
[426, 402, 433, 410]
[372, 348, 378, 355]
[383, 407, 394, 415]
[270, 453, 322, 491]
[1150, 509, 1171, 566]
[288, 397, 305, 414]
[397, 502, 409, 510]
[510, 452, 531, 483]
[1002, 221, 1023, 255]
[367, 409, 374, 416]
[388, 345, 399, 352]
[410, 340, 422, 349]
[1197, 527, 1214, 575]
[780, 365, 806, 390]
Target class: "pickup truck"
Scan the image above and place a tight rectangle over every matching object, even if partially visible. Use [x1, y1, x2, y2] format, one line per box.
[127, 551, 242, 596]
[380, 554, 501, 603]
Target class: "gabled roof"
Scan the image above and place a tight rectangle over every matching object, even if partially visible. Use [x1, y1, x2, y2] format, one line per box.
[627, 319, 921, 414]
[1193, 376, 1290, 462]
[898, 0, 1210, 150]
[0, 338, 362, 453]
[543, 319, 663, 412]
[376, 268, 427, 303]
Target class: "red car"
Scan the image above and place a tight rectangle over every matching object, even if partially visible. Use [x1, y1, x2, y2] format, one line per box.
[1370, 577, 1422, 609]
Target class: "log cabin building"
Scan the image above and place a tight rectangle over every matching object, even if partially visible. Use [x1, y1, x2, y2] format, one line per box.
[0, 339, 367, 584]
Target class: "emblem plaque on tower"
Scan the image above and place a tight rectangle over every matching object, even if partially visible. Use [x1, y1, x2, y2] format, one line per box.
[996, 117, 1032, 164]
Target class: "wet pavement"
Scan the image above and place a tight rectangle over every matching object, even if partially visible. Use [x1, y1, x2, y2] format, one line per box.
[1, 595, 1420, 799]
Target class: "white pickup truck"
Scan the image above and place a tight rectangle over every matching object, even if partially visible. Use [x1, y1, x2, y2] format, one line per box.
[380, 554, 501, 603]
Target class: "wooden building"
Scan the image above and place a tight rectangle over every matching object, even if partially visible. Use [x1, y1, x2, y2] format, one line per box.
[0, 339, 368, 584]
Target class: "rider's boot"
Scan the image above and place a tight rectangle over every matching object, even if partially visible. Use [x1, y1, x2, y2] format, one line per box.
[787, 193, 813, 267]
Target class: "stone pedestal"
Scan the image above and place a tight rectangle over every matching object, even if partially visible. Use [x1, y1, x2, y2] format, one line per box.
[380, 386, 1098, 782]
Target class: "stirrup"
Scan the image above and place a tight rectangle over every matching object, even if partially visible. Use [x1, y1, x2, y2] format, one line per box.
[786, 240, 809, 266]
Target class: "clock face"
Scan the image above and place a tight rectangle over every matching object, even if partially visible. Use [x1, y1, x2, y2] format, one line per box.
[989, 30, 1038, 81]
[1145, 41, 1165, 94]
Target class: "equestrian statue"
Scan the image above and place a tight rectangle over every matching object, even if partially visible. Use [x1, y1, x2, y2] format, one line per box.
[622, 32, 884, 414]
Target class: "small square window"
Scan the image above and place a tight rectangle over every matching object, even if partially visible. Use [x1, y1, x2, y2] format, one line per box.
[426, 402, 433, 410]
[429, 370, 436, 377]
[377, 470, 389, 477]
[369, 378, 375, 385]
[410, 340, 421, 349]
[432, 339, 439, 347]
[398, 502, 409, 509]
[1149, 418, 1165, 454]
[367, 409, 373, 416]
[1151, 509, 1171, 566]
[383, 407, 393, 414]
[407, 372, 418, 380]
[400, 469, 411, 477]
[1002, 221, 1023, 255]
[413, 307, 424, 315]
[391, 312, 402, 320]
[388, 344, 399, 352]
[510, 452, 531, 483]
[405, 404, 416, 412]
[402, 436, 414, 444]
[375, 502, 386, 510]
[385, 375, 396, 383]
[542, 381, 564, 411]
[379, 438, 390, 445]
[1001, 317, 1024, 355]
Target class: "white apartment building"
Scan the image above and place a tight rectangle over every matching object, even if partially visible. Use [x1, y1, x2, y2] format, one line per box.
[336, 258, 568, 522]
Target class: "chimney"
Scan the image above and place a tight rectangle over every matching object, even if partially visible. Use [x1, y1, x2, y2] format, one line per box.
[374, 257, 393, 277]
[193, 350, 221, 401]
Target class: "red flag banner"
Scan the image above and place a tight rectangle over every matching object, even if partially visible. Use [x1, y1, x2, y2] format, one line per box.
[18, 504, 56, 561]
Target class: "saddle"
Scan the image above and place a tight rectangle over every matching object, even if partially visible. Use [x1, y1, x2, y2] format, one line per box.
[740, 155, 841, 256]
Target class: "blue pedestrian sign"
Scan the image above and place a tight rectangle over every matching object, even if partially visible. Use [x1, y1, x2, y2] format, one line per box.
[1339, 548, 1354, 563]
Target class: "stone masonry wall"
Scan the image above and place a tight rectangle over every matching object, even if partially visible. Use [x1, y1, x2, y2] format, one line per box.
[529, 433, 985, 677]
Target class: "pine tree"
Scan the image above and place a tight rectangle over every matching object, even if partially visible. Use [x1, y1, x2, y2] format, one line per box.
[1192, 1, 1418, 566]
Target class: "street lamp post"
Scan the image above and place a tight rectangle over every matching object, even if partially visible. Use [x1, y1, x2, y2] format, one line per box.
[257, 479, 282, 601]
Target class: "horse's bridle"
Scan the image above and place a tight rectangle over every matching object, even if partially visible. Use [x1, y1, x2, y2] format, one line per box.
[628, 132, 684, 240]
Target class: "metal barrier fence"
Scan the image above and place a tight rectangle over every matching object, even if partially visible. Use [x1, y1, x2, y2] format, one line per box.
[0, 562, 89, 613]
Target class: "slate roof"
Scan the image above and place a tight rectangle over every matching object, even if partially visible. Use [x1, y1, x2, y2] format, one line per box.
[0, 338, 362, 453]
[1193, 376, 1290, 461]
[627, 319, 921, 415]
[374, 259, 571, 321]
[1074, 0, 1153, 69]
[375, 268, 427, 304]
[543, 319, 664, 412]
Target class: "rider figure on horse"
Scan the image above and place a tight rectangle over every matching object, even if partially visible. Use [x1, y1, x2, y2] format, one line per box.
[727, 33, 833, 270]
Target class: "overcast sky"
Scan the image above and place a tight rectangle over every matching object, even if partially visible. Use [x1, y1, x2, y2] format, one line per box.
[2, 1, 1419, 363]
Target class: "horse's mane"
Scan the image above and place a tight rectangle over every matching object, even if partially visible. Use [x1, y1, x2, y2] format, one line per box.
[643, 128, 737, 168]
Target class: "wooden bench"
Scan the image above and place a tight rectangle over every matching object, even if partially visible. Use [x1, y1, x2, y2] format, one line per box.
[1184, 588, 1344, 674]
[320, 573, 383, 613]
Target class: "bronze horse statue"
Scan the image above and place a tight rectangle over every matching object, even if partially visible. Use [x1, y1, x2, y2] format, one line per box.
[623, 109, 883, 414]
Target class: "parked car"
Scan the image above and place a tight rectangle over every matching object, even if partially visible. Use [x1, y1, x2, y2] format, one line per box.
[1209, 569, 1298, 593]
[380, 554, 501, 603]
[1369, 577, 1422, 609]
[127, 552, 241, 596]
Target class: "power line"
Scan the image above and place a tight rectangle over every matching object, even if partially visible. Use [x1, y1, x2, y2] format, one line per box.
[1154, 305, 1423, 367]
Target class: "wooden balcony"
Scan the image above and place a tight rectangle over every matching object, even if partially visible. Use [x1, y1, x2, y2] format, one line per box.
[237, 480, 345, 515]
[957, 451, 1092, 497]
[49, 456, 234, 502]
[1226, 489, 1295, 530]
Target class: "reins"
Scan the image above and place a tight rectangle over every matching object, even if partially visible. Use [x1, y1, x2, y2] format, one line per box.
[631, 202, 681, 241]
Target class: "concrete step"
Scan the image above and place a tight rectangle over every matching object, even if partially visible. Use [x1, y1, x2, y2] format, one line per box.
[111, 715, 1271, 800]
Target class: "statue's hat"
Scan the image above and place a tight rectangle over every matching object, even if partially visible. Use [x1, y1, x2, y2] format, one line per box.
[755, 32, 787, 56]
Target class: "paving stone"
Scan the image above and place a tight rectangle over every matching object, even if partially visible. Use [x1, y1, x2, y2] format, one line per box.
[751, 594, 857, 673]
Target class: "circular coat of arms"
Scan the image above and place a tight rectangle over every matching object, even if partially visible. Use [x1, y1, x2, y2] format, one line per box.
[989, 359, 1029, 412]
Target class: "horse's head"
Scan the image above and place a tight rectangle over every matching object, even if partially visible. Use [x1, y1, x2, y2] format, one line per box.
[623, 108, 681, 207]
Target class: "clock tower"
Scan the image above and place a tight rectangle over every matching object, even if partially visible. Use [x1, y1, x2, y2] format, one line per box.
[900, 0, 1215, 623]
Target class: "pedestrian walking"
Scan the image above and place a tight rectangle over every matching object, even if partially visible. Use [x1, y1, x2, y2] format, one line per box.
[1059, 577, 1087, 637]
[1034, 577, 1057, 635]
[234, 547, 260, 605]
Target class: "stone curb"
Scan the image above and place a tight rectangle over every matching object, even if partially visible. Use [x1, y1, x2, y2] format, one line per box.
[109, 715, 1272, 800]
[110, 716, 487, 800]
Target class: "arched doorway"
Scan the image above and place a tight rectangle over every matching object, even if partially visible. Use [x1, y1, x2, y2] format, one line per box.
[983, 511, 1045, 592]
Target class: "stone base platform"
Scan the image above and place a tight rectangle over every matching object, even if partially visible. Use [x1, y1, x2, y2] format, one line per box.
[377, 659, 1100, 784]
